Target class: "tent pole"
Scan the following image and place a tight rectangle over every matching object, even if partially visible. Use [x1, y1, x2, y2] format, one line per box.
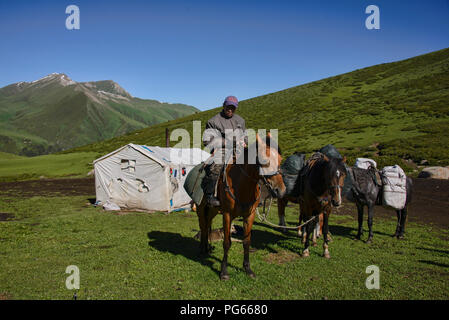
[165, 128, 169, 147]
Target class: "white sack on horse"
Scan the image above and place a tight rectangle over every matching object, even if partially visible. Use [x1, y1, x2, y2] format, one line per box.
[381, 165, 407, 210]
[355, 158, 377, 170]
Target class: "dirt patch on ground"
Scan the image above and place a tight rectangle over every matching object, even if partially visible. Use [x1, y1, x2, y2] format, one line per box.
[0, 177, 448, 228]
[334, 178, 449, 229]
[0, 178, 95, 197]
[264, 250, 301, 265]
[0, 292, 12, 300]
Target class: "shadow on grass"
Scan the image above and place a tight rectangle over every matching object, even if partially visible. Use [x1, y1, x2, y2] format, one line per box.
[417, 247, 449, 255]
[147, 231, 221, 276]
[418, 260, 449, 268]
[147, 228, 289, 276]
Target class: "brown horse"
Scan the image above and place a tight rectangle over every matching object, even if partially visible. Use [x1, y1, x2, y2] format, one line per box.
[277, 197, 330, 246]
[298, 153, 347, 258]
[196, 133, 286, 280]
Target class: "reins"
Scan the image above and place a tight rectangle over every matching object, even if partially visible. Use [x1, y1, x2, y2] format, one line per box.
[255, 196, 318, 230]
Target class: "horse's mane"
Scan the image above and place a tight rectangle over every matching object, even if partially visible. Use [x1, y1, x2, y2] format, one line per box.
[303, 154, 346, 197]
[327, 157, 347, 176]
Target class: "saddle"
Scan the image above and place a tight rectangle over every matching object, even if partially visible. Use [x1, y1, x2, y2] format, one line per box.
[348, 165, 383, 204]
[297, 152, 327, 199]
[183, 162, 207, 206]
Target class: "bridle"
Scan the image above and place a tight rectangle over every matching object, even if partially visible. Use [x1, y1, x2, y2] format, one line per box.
[327, 168, 346, 204]
[305, 162, 346, 206]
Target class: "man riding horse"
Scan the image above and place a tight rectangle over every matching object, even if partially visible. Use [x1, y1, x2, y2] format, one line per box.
[202, 96, 248, 207]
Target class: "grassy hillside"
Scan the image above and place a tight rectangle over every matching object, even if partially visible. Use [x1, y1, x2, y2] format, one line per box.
[66, 47, 449, 172]
[0, 75, 199, 156]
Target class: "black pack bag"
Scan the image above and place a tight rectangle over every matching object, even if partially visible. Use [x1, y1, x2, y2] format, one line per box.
[319, 144, 353, 198]
[281, 152, 306, 198]
[319, 144, 342, 160]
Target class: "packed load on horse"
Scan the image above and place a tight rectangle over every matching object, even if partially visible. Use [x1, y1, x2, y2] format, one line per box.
[319, 144, 344, 160]
[354, 158, 377, 170]
[347, 157, 382, 203]
[280, 152, 306, 198]
[346, 157, 412, 242]
[381, 165, 408, 210]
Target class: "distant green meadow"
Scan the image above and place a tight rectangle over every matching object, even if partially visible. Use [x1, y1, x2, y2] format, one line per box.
[0, 152, 98, 182]
[0, 194, 448, 299]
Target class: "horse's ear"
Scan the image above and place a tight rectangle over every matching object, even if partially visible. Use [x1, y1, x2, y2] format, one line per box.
[256, 133, 263, 145]
[342, 156, 347, 163]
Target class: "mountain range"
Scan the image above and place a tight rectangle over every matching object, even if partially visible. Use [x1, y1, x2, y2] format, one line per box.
[0, 73, 199, 156]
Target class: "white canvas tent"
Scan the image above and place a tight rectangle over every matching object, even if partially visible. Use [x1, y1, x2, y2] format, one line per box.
[94, 143, 210, 212]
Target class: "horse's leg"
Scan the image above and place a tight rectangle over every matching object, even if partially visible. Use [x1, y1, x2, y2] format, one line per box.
[198, 205, 209, 255]
[366, 204, 374, 244]
[355, 202, 364, 240]
[220, 212, 232, 280]
[278, 197, 288, 234]
[312, 215, 320, 247]
[298, 202, 304, 238]
[322, 209, 331, 259]
[302, 215, 315, 257]
[242, 212, 256, 278]
[398, 207, 407, 239]
[206, 208, 217, 253]
[393, 210, 401, 238]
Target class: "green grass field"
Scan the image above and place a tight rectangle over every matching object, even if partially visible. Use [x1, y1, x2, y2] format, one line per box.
[0, 152, 99, 182]
[1, 194, 447, 300]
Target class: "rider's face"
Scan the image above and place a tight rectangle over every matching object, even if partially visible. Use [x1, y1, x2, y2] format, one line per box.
[223, 105, 236, 117]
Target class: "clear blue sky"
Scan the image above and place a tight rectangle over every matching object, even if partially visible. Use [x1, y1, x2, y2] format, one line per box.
[0, 0, 448, 110]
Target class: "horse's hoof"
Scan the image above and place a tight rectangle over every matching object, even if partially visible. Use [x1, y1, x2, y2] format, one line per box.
[324, 253, 331, 259]
[397, 234, 405, 240]
[302, 250, 310, 258]
[246, 270, 256, 278]
[312, 242, 317, 247]
[220, 273, 230, 281]
[366, 238, 373, 244]
[199, 248, 209, 256]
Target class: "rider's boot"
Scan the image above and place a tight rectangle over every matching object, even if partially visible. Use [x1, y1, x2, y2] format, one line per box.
[205, 176, 220, 207]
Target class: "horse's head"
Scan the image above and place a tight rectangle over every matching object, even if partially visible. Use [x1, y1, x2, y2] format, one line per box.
[256, 132, 286, 199]
[324, 156, 347, 207]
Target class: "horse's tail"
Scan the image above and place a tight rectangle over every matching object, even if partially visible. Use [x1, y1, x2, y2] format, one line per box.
[406, 177, 413, 204]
